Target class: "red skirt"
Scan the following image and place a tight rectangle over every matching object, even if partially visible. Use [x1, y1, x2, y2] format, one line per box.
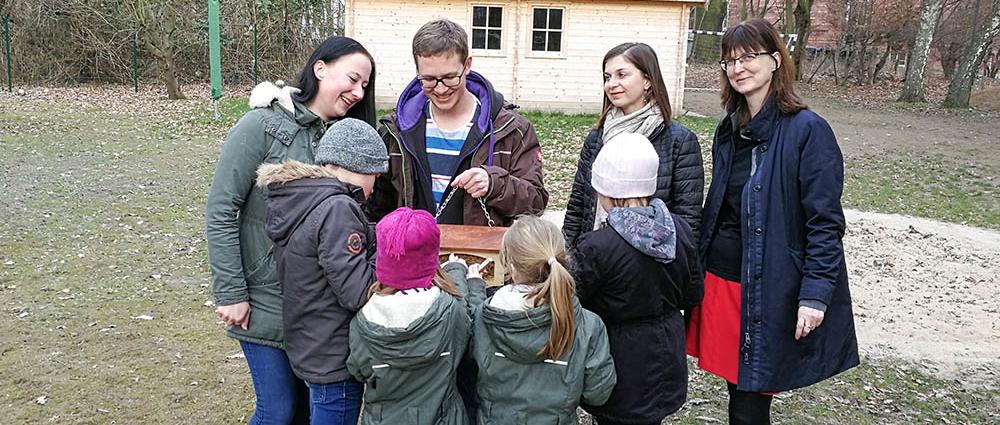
[686, 271, 742, 384]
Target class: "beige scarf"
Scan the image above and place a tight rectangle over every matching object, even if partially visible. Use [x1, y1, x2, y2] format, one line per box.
[601, 102, 664, 143]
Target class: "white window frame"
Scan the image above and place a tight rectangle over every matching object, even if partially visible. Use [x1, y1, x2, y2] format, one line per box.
[528, 6, 566, 58]
[470, 4, 506, 57]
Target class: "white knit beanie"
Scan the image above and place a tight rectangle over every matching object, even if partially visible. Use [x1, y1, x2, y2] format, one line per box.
[591, 132, 658, 199]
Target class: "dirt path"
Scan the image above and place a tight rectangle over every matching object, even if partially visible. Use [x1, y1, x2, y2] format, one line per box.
[541, 209, 1000, 383]
[682, 90, 999, 170]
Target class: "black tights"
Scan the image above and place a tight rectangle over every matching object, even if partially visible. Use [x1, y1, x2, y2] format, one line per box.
[727, 382, 774, 425]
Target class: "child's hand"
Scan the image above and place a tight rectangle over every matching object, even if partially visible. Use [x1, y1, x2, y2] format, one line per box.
[443, 253, 468, 268]
[468, 258, 490, 279]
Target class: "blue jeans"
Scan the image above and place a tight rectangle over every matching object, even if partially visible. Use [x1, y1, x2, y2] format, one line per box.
[241, 341, 310, 425]
[305, 379, 363, 425]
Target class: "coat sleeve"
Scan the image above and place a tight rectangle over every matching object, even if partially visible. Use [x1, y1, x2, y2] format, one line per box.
[481, 118, 549, 218]
[369, 120, 400, 222]
[569, 237, 603, 308]
[442, 262, 488, 318]
[796, 118, 846, 307]
[563, 132, 598, 249]
[205, 112, 267, 306]
[346, 319, 371, 382]
[316, 198, 376, 313]
[668, 126, 705, 240]
[674, 216, 704, 310]
[581, 314, 617, 406]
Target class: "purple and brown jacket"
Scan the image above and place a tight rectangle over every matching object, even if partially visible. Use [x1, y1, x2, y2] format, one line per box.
[370, 71, 548, 226]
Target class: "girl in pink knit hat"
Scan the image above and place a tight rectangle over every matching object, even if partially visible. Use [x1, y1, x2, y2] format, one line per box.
[346, 207, 486, 425]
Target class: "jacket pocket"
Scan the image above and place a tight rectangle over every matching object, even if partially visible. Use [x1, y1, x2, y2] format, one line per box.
[244, 246, 277, 288]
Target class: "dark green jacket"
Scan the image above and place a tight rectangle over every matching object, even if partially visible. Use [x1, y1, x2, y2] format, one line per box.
[471, 295, 617, 425]
[205, 98, 326, 348]
[347, 263, 486, 425]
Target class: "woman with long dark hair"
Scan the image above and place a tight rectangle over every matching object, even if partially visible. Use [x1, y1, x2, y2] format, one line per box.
[686, 19, 859, 424]
[563, 42, 704, 248]
[205, 36, 376, 424]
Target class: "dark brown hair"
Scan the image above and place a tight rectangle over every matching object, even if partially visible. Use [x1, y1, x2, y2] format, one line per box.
[720, 18, 807, 126]
[412, 19, 469, 64]
[597, 42, 672, 129]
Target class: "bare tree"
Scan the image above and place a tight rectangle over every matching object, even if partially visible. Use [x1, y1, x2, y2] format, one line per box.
[899, 0, 946, 102]
[791, 0, 815, 80]
[942, 0, 1000, 107]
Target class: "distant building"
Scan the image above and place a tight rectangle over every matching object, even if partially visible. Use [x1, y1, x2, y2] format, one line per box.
[346, 0, 705, 114]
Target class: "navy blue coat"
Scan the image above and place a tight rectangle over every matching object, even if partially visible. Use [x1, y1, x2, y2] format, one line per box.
[700, 100, 859, 392]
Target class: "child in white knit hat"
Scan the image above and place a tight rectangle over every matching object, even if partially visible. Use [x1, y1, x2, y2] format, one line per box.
[570, 132, 704, 425]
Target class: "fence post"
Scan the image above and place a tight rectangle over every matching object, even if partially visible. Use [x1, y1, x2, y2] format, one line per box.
[3, 15, 11, 92]
[132, 30, 139, 93]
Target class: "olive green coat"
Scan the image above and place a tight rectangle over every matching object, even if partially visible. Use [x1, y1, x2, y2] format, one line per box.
[205, 98, 327, 348]
[347, 263, 487, 425]
[471, 296, 617, 425]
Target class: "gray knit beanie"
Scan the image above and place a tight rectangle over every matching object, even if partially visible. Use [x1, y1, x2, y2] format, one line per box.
[314, 118, 389, 174]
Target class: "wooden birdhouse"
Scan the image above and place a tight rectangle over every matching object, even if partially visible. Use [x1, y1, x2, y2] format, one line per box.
[438, 224, 508, 287]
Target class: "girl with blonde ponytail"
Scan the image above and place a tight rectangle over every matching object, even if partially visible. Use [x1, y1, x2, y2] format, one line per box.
[571, 133, 703, 425]
[469, 215, 617, 424]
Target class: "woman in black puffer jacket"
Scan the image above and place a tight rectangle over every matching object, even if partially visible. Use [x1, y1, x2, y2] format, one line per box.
[563, 42, 704, 248]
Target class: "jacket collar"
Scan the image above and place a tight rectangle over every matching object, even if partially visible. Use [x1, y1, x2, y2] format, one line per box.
[293, 100, 324, 127]
[736, 97, 780, 144]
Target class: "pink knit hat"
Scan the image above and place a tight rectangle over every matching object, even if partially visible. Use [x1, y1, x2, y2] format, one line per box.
[375, 207, 440, 290]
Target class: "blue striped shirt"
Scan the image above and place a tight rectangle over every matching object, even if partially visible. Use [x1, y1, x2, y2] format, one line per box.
[425, 100, 481, 206]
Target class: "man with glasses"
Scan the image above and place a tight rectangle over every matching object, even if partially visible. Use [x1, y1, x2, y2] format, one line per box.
[371, 19, 548, 226]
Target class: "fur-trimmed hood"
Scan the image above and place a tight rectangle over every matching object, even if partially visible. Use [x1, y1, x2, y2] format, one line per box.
[249, 81, 301, 113]
[257, 160, 364, 246]
[256, 160, 339, 188]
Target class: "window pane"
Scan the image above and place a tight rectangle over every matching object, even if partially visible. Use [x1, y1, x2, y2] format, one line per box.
[549, 9, 563, 29]
[472, 28, 486, 49]
[548, 31, 561, 52]
[533, 9, 547, 29]
[488, 7, 502, 28]
[532, 31, 546, 51]
[473, 6, 486, 27]
[487, 29, 501, 50]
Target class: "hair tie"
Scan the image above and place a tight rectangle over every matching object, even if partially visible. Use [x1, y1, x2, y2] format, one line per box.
[547, 257, 558, 266]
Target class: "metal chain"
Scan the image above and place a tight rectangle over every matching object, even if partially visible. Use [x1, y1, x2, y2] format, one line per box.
[434, 188, 495, 228]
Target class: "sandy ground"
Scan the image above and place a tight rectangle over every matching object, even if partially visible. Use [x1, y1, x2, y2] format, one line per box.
[540, 209, 1000, 383]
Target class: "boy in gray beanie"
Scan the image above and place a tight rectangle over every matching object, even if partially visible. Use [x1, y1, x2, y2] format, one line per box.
[253, 118, 388, 415]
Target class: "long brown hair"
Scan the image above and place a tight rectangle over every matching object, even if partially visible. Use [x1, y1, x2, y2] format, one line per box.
[597, 42, 673, 129]
[367, 268, 465, 298]
[720, 18, 807, 126]
[500, 216, 576, 359]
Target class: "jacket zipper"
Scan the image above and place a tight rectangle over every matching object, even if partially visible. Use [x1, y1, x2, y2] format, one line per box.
[381, 124, 410, 207]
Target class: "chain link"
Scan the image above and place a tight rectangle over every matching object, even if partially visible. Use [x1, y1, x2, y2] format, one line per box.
[434, 188, 495, 228]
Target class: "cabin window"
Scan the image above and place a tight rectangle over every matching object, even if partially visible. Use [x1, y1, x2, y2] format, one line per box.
[472, 6, 503, 50]
[531, 8, 563, 52]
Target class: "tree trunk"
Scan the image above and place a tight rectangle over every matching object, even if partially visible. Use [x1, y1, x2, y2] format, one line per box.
[784, 0, 796, 33]
[872, 45, 892, 84]
[161, 52, 185, 100]
[692, 0, 729, 64]
[900, 0, 944, 102]
[792, 0, 814, 80]
[943, 0, 1000, 108]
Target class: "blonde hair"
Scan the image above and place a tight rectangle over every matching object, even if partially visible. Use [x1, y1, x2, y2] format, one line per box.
[367, 268, 465, 298]
[609, 197, 650, 209]
[500, 216, 576, 359]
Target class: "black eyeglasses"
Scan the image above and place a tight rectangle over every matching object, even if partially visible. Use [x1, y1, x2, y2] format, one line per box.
[719, 51, 774, 71]
[417, 66, 466, 89]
